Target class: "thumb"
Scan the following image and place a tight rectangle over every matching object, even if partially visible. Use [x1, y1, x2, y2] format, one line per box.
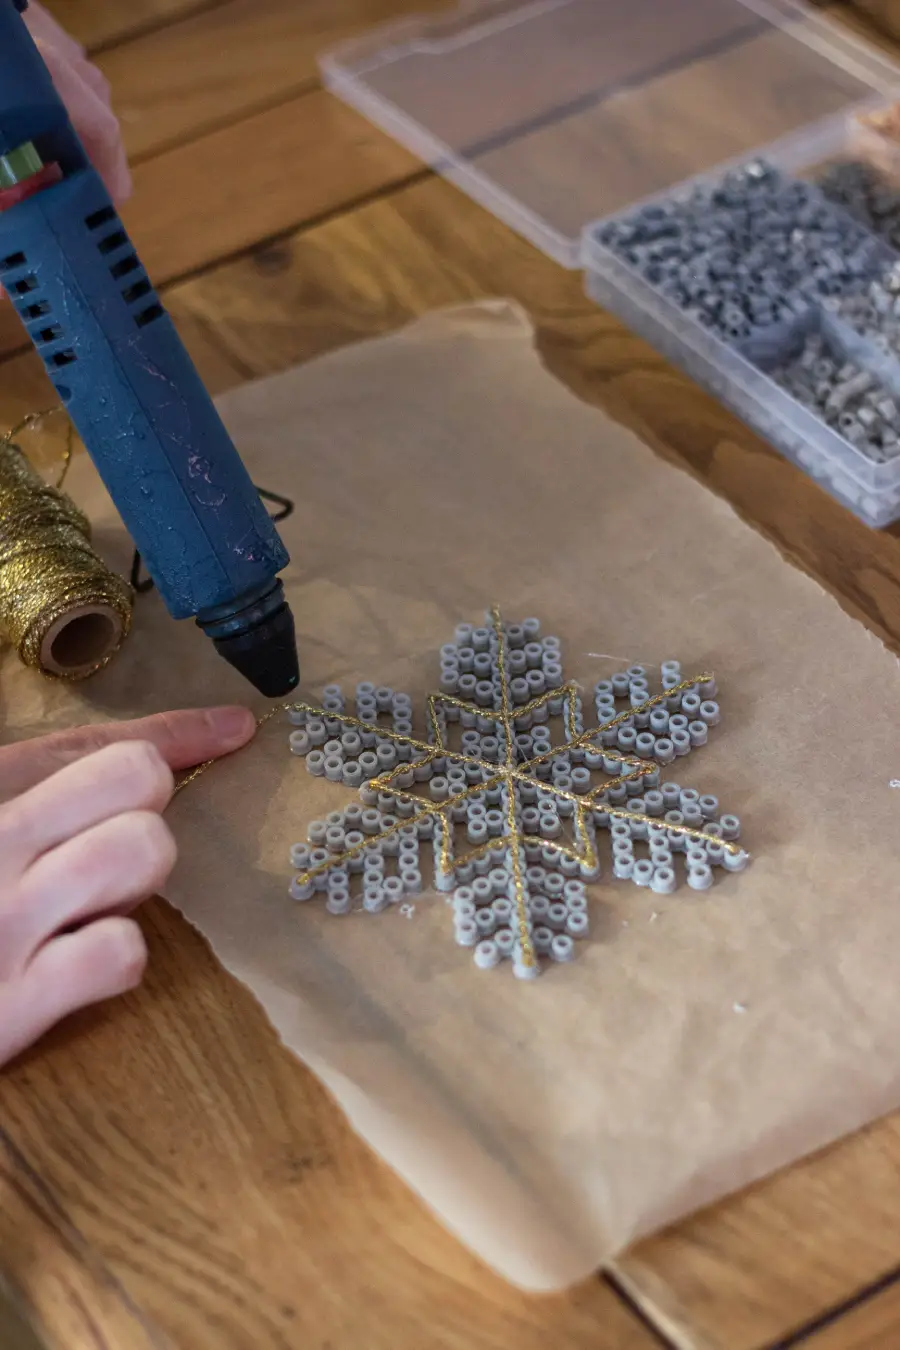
[0, 706, 257, 801]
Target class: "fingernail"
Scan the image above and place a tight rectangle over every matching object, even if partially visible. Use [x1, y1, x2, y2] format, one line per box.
[207, 706, 256, 748]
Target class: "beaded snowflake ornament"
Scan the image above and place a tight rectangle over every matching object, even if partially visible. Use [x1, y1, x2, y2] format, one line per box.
[286, 609, 749, 978]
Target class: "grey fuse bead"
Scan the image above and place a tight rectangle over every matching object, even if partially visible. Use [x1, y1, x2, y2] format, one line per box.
[614, 854, 635, 879]
[550, 934, 575, 963]
[306, 719, 327, 745]
[474, 908, 495, 936]
[689, 721, 709, 746]
[474, 939, 501, 970]
[290, 842, 311, 869]
[494, 929, 516, 959]
[326, 890, 351, 915]
[289, 729, 310, 755]
[723, 848, 750, 872]
[306, 750, 327, 783]
[547, 902, 568, 929]
[651, 866, 677, 895]
[655, 738, 675, 764]
[533, 925, 554, 955]
[325, 826, 346, 853]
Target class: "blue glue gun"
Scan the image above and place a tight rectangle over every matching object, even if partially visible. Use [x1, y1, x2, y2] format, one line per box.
[0, 0, 299, 697]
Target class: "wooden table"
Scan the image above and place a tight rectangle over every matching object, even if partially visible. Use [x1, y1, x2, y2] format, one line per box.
[3, 3, 900, 1347]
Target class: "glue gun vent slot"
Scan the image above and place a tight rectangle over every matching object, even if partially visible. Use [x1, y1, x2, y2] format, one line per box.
[122, 278, 152, 304]
[98, 229, 129, 256]
[134, 302, 164, 329]
[0, 251, 26, 271]
[85, 205, 116, 230]
[110, 253, 139, 280]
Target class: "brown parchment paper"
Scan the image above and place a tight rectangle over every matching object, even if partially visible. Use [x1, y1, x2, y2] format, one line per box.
[4, 300, 900, 1290]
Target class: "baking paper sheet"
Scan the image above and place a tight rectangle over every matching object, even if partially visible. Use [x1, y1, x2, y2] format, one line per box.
[4, 301, 900, 1290]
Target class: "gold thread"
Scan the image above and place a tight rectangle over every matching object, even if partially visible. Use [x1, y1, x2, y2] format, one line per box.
[0, 416, 133, 679]
[173, 705, 284, 794]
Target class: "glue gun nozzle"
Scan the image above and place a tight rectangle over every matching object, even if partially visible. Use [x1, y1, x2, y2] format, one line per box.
[197, 581, 300, 698]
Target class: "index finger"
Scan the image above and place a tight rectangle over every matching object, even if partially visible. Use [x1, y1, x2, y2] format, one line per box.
[0, 706, 257, 801]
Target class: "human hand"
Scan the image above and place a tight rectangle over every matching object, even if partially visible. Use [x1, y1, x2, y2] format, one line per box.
[0, 706, 256, 1067]
[24, 2, 131, 202]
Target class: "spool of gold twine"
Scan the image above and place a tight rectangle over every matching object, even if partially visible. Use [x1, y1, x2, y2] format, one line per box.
[0, 420, 133, 679]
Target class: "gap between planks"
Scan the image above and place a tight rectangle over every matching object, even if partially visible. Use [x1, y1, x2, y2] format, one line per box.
[48, 0, 233, 56]
[608, 1259, 900, 1350]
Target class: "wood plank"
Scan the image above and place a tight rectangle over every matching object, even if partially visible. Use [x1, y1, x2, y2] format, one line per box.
[0, 1127, 169, 1349]
[0, 90, 423, 366]
[0, 902, 660, 1350]
[43, 0, 222, 53]
[121, 91, 421, 281]
[157, 175, 900, 1350]
[833, 1, 900, 42]
[802, 1278, 900, 1349]
[822, 1, 900, 45]
[98, 0, 453, 163]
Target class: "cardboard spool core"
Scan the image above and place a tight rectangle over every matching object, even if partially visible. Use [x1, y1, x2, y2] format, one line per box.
[39, 603, 123, 678]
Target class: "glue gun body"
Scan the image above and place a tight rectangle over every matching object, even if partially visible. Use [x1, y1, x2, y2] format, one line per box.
[0, 0, 299, 697]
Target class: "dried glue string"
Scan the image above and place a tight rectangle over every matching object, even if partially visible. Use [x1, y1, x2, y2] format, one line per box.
[174, 607, 742, 970]
[0, 411, 133, 679]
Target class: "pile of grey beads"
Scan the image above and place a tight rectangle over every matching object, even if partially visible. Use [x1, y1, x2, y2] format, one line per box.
[771, 330, 900, 463]
[831, 263, 900, 359]
[815, 159, 900, 252]
[595, 160, 884, 343]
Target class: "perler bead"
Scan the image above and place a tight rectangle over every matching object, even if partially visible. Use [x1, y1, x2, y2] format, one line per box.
[285, 609, 751, 977]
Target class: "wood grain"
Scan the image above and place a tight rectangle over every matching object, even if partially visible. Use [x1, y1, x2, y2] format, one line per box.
[44, 0, 223, 52]
[0, 1127, 169, 1349]
[120, 90, 421, 281]
[838, 0, 900, 40]
[0, 902, 659, 1350]
[98, 0, 453, 162]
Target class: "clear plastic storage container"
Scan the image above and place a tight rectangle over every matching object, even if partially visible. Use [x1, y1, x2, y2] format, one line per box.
[322, 0, 900, 527]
